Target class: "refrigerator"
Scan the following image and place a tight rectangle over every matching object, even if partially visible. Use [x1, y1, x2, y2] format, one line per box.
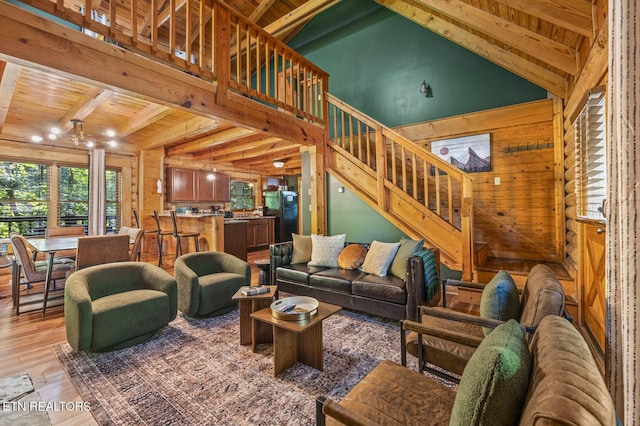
[264, 190, 298, 242]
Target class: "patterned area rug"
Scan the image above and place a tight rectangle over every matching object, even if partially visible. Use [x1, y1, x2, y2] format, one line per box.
[54, 308, 450, 425]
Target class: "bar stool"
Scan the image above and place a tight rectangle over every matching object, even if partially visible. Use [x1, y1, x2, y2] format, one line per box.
[132, 208, 156, 261]
[153, 210, 173, 268]
[170, 211, 200, 259]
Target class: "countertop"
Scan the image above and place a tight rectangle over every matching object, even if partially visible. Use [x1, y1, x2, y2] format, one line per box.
[157, 212, 275, 220]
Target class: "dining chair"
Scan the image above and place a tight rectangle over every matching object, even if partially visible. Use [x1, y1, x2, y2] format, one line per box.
[44, 225, 85, 260]
[153, 210, 173, 268]
[10, 233, 75, 315]
[170, 210, 200, 259]
[132, 208, 156, 261]
[118, 226, 145, 261]
[73, 234, 131, 271]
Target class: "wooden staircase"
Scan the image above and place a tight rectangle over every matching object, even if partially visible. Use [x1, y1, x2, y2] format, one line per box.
[325, 94, 475, 280]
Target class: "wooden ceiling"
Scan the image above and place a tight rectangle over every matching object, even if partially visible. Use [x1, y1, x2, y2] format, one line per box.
[0, 0, 597, 176]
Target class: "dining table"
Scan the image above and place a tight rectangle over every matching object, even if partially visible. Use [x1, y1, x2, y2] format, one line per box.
[26, 236, 78, 317]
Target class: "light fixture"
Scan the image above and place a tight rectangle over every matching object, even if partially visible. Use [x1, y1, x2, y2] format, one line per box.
[248, 165, 254, 188]
[419, 80, 433, 98]
[30, 119, 119, 148]
[206, 146, 216, 181]
[156, 178, 163, 194]
[272, 160, 285, 168]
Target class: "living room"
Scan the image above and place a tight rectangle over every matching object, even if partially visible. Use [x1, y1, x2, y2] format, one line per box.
[0, 0, 638, 424]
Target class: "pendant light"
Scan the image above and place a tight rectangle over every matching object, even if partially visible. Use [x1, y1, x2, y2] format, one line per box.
[206, 146, 216, 181]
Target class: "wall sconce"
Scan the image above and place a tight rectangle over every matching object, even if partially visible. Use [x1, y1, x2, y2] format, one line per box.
[273, 160, 285, 168]
[419, 80, 433, 98]
[156, 178, 163, 194]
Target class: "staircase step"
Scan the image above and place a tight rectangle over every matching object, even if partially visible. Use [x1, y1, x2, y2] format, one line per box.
[473, 256, 576, 305]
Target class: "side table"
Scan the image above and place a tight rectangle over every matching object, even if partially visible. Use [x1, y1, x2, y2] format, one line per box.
[231, 285, 278, 345]
[254, 258, 271, 285]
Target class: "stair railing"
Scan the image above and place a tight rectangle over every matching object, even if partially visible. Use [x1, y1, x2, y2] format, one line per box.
[326, 93, 475, 279]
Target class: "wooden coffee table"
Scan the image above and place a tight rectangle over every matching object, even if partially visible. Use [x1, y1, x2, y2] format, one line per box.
[250, 301, 341, 376]
[231, 285, 278, 345]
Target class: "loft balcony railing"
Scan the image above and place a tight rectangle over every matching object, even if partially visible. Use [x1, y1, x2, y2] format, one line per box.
[14, 0, 328, 124]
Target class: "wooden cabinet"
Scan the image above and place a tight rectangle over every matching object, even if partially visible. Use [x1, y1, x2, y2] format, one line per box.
[166, 168, 230, 202]
[246, 218, 274, 249]
[167, 168, 197, 201]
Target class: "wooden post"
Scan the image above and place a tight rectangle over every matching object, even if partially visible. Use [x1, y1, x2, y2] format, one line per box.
[309, 145, 326, 235]
[460, 176, 474, 281]
[214, 2, 230, 106]
[375, 125, 387, 211]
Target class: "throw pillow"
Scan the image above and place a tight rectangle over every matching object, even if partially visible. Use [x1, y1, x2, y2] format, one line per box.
[388, 237, 424, 279]
[307, 234, 346, 267]
[337, 244, 367, 270]
[359, 240, 401, 277]
[291, 233, 312, 264]
[449, 320, 531, 426]
[479, 270, 521, 336]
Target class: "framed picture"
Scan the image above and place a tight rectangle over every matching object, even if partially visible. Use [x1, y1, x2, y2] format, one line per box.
[430, 133, 491, 173]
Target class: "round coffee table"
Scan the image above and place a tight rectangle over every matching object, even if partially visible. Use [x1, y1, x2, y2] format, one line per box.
[254, 258, 271, 285]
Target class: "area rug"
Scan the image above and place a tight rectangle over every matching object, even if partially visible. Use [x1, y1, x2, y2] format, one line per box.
[53, 309, 452, 425]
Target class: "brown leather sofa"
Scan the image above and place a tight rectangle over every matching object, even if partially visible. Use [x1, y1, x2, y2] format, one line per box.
[269, 242, 440, 321]
[404, 264, 567, 379]
[317, 315, 615, 426]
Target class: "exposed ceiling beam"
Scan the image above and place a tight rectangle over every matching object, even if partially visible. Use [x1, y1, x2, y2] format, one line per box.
[138, 116, 220, 151]
[377, 0, 567, 97]
[58, 89, 114, 132]
[191, 135, 282, 160]
[141, 0, 187, 38]
[116, 104, 172, 137]
[248, 0, 277, 23]
[0, 61, 21, 132]
[490, 0, 593, 38]
[212, 140, 296, 163]
[166, 126, 257, 156]
[263, 0, 342, 38]
[408, 0, 577, 75]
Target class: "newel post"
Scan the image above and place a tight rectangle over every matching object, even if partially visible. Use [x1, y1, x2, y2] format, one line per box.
[374, 125, 388, 211]
[460, 176, 474, 281]
[213, 1, 230, 106]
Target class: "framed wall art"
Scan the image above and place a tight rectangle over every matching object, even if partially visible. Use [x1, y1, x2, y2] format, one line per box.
[430, 133, 491, 173]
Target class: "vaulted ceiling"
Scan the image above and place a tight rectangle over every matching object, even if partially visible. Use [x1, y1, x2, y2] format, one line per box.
[0, 0, 598, 175]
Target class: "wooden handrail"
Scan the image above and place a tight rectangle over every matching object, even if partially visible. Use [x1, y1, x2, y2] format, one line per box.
[326, 93, 475, 279]
[14, 0, 327, 124]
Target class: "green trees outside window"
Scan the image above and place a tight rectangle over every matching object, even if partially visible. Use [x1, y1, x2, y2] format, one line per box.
[0, 161, 48, 236]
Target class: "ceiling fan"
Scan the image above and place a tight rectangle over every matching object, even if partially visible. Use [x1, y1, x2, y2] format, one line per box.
[31, 119, 118, 148]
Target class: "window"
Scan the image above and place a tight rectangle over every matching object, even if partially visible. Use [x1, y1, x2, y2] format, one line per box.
[58, 165, 89, 228]
[0, 161, 49, 237]
[574, 88, 607, 221]
[230, 181, 254, 210]
[106, 169, 122, 233]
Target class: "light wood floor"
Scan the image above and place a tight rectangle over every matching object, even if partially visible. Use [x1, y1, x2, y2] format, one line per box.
[0, 248, 267, 425]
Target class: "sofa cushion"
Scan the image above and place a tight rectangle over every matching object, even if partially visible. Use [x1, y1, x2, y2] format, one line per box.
[276, 263, 329, 284]
[519, 264, 565, 329]
[480, 270, 521, 336]
[309, 268, 363, 294]
[359, 240, 400, 277]
[450, 319, 531, 426]
[338, 244, 367, 270]
[308, 234, 346, 267]
[92, 289, 170, 350]
[197, 272, 246, 315]
[291, 233, 312, 264]
[520, 316, 615, 426]
[352, 273, 406, 304]
[388, 237, 424, 279]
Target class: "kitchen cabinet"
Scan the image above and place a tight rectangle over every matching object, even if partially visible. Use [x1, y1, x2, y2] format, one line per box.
[224, 220, 247, 261]
[166, 168, 230, 202]
[167, 168, 197, 201]
[246, 218, 274, 249]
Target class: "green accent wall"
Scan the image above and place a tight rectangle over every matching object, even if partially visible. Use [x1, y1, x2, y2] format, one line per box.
[291, 0, 546, 253]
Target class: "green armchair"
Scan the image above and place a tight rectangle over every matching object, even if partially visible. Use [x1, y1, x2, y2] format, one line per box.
[64, 262, 177, 352]
[174, 251, 250, 317]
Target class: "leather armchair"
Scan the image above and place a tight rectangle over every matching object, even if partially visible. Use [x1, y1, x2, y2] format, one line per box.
[174, 251, 250, 317]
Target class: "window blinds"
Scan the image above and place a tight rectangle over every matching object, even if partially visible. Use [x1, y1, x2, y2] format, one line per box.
[575, 90, 607, 221]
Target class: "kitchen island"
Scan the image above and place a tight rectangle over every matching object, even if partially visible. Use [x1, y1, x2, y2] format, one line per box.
[153, 213, 275, 261]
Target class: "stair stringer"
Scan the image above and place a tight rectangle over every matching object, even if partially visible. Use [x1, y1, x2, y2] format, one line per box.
[328, 147, 464, 271]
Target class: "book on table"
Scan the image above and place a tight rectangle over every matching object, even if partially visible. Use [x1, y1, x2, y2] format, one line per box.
[241, 286, 269, 296]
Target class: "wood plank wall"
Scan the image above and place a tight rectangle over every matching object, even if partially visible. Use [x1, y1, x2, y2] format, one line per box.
[396, 99, 562, 262]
